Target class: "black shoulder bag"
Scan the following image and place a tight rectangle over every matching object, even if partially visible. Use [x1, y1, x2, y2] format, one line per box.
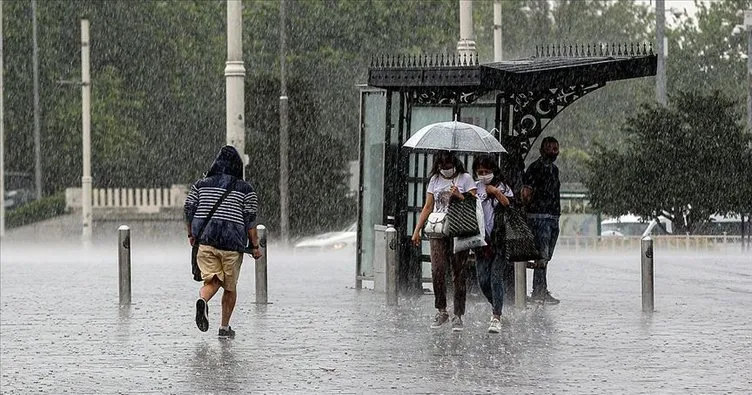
[492, 204, 541, 262]
[190, 178, 238, 282]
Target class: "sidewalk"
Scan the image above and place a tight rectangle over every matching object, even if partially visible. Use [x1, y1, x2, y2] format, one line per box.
[1, 240, 750, 394]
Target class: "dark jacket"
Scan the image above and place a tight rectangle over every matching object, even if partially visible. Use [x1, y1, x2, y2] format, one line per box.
[184, 146, 259, 251]
[522, 157, 561, 217]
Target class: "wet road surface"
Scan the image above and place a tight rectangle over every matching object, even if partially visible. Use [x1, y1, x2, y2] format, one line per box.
[1, 241, 750, 393]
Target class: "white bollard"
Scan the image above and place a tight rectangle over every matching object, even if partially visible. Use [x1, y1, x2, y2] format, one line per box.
[255, 224, 268, 304]
[385, 224, 398, 306]
[514, 261, 526, 309]
[118, 225, 132, 306]
[641, 236, 654, 313]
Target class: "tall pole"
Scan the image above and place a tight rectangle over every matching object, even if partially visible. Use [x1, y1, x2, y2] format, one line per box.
[225, 0, 246, 178]
[0, 1, 5, 239]
[745, 11, 752, 131]
[81, 20, 92, 245]
[493, 0, 502, 62]
[746, 10, 752, 252]
[457, 0, 477, 61]
[32, 0, 41, 199]
[279, 0, 290, 245]
[656, 0, 666, 105]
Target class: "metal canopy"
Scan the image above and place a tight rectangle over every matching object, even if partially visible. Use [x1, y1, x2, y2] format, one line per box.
[369, 44, 656, 93]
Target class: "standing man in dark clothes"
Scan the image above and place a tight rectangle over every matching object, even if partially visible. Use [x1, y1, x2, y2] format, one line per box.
[521, 137, 561, 304]
[184, 145, 262, 338]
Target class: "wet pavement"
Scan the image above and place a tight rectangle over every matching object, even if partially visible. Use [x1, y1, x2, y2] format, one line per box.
[1, 240, 750, 394]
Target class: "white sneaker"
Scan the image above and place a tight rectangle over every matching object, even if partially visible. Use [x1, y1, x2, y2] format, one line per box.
[488, 317, 502, 334]
[451, 316, 464, 332]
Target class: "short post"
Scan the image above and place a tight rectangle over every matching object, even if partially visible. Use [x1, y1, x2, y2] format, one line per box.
[255, 224, 268, 304]
[641, 236, 654, 313]
[118, 225, 131, 306]
[385, 224, 398, 306]
[514, 261, 526, 309]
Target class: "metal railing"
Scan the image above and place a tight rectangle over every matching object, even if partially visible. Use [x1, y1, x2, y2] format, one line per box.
[557, 235, 745, 252]
[65, 185, 188, 210]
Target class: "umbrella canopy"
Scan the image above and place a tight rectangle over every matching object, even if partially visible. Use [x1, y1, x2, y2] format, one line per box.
[402, 121, 507, 153]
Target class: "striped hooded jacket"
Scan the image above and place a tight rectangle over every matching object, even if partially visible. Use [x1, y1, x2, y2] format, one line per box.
[184, 146, 259, 252]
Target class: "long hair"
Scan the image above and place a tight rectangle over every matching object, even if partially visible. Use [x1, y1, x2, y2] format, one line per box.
[429, 150, 467, 178]
[471, 154, 506, 185]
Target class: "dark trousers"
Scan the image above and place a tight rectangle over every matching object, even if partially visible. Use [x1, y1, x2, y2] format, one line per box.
[527, 217, 560, 294]
[475, 245, 506, 316]
[430, 237, 469, 316]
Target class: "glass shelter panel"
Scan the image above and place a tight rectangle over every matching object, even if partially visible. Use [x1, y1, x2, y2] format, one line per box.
[460, 105, 497, 133]
[357, 89, 386, 280]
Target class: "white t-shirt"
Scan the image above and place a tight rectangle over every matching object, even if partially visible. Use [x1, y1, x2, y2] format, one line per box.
[476, 181, 514, 236]
[427, 172, 477, 213]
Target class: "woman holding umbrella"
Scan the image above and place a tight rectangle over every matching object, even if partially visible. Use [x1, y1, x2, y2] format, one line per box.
[411, 150, 477, 332]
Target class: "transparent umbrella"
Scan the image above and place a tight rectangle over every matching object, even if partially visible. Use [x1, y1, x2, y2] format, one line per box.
[402, 121, 507, 153]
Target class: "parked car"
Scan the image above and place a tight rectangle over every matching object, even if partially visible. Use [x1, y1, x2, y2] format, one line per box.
[3, 172, 35, 210]
[600, 214, 673, 237]
[293, 222, 357, 253]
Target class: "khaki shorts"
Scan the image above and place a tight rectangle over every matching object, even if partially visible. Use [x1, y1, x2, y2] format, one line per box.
[196, 245, 243, 292]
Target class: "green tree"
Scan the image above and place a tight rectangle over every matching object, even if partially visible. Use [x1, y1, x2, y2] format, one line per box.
[584, 91, 752, 234]
[667, 0, 751, 104]
[245, 75, 356, 236]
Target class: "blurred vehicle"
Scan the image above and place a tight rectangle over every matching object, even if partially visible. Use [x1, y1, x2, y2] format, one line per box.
[3, 171, 35, 210]
[293, 222, 357, 253]
[693, 214, 743, 236]
[601, 214, 673, 237]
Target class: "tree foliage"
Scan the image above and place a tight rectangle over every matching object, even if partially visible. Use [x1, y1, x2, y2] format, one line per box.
[3, 0, 751, 235]
[585, 91, 752, 233]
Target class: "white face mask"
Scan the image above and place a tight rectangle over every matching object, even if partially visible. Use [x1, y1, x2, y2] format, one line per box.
[439, 168, 455, 178]
[478, 174, 494, 185]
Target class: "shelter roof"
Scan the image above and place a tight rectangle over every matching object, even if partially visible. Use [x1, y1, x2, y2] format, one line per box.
[368, 44, 656, 92]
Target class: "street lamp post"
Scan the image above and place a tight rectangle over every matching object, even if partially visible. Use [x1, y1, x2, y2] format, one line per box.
[457, 0, 477, 61]
[279, 0, 290, 245]
[493, 0, 502, 62]
[32, 0, 42, 200]
[656, 0, 667, 105]
[745, 10, 752, 251]
[0, 1, 5, 239]
[81, 20, 92, 245]
[225, 0, 246, 175]
[745, 10, 752, 131]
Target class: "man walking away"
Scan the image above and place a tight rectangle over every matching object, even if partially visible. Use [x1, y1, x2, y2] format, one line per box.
[184, 145, 262, 338]
[521, 137, 561, 305]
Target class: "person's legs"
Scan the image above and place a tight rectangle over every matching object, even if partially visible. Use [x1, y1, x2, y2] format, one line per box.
[200, 276, 222, 301]
[487, 253, 505, 333]
[451, 248, 469, 317]
[220, 290, 236, 327]
[532, 218, 560, 303]
[197, 245, 224, 301]
[195, 246, 223, 332]
[430, 238, 449, 312]
[541, 220, 560, 304]
[530, 218, 552, 296]
[474, 249, 494, 306]
[489, 253, 505, 317]
[218, 251, 242, 331]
